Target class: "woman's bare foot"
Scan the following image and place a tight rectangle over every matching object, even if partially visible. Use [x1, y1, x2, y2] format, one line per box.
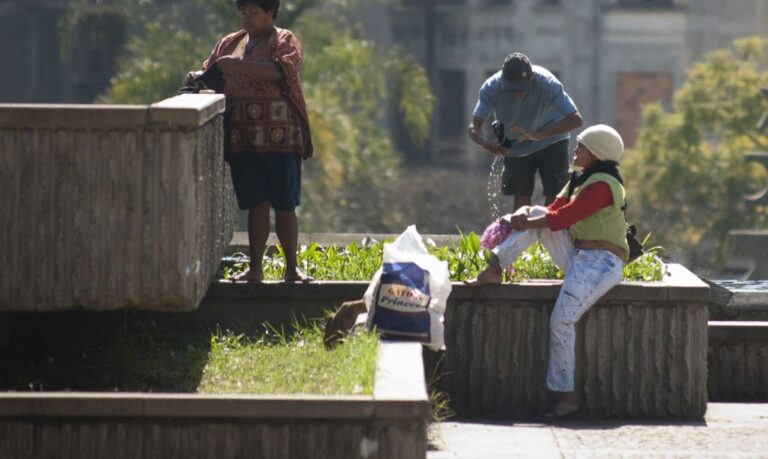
[464, 266, 503, 286]
[284, 267, 314, 283]
[232, 268, 263, 283]
[545, 392, 579, 418]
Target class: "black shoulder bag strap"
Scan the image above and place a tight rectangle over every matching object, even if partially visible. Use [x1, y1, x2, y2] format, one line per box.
[623, 198, 644, 262]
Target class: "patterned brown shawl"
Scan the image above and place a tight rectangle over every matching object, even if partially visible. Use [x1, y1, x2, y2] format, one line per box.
[202, 28, 313, 159]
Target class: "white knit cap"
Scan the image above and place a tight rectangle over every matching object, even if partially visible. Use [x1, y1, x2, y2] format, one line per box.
[576, 124, 625, 163]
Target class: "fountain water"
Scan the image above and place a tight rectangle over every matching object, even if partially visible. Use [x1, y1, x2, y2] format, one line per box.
[486, 156, 506, 220]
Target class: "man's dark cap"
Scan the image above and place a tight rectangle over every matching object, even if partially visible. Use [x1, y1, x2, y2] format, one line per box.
[501, 53, 533, 91]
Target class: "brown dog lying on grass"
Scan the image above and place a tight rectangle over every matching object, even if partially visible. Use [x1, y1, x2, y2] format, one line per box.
[323, 299, 367, 349]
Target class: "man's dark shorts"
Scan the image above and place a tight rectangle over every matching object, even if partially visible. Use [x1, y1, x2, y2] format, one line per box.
[501, 139, 570, 197]
[228, 153, 302, 211]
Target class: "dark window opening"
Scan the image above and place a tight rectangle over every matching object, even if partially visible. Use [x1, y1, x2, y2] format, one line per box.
[88, 48, 103, 74]
[438, 69, 467, 137]
[616, 0, 674, 6]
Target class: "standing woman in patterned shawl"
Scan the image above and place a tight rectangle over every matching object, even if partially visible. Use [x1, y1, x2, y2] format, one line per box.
[188, 0, 314, 282]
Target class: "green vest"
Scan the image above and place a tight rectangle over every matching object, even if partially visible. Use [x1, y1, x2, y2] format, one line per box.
[558, 172, 629, 262]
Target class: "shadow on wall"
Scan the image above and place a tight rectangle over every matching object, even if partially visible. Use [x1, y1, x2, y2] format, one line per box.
[0, 313, 214, 392]
[0, 307, 321, 393]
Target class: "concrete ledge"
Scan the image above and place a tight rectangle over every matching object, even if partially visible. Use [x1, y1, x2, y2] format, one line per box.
[0, 94, 232, 312]
[0, 342, 428, 459]
[0, 95, 225, 129]
[708, 321, 768, 402]
[709, 321, 768, 340]
[375, 342, 429, 401]
[0, 104, 149, 129]
[150, 94, 227, 127]
[0, 395, 424, 420]
[207, 279, 680, 303]
[205, 262, 705, 303]
[706, 280, 768, 320]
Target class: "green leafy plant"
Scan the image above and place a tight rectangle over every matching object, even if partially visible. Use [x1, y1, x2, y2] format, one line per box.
[219, 231, 665, 282]
[622, 233, 666, 282]
[511, 243, 563, 281]
[426, 230, 488, 282]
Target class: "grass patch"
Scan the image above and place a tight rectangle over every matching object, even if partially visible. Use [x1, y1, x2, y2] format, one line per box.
[1, 318, 379, 397]
[219, 231, 666, 283]
[198, 322, 379, 396]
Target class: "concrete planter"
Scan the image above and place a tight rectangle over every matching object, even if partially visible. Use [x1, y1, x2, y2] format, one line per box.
[201, 263, 709, 420]
[708, 321, 768, 402]
[0, 95, 233, 312]
[2, 262, 711, 422]
[0, 342, 428, 459]
[436, 264, 708, 420]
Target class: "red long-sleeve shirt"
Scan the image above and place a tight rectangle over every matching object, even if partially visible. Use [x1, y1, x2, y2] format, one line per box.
[544, 182, 613, 231]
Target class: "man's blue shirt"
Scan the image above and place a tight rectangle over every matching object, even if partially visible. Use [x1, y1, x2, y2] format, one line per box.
[473, 65, 578, 158]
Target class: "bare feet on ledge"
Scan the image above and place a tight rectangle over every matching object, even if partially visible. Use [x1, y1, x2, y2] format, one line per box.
[545, 393, 579, 418]
[464, 266, 503, 286]
[284, 268, 314, 283]
[232, 269, 263, 283]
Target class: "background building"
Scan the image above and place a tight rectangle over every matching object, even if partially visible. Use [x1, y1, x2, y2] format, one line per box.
[361, 0, 767, 160]
[1, 0, 766, 235]
[0, 0, 127, 103]
[3, 0, 765, 147]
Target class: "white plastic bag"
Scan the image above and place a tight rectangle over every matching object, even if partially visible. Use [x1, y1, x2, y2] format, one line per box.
[364, 225, 452, 351]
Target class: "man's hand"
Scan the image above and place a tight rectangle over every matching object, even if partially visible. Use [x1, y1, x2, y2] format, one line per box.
[468, 117, 508, 157]
[486, 141, 508, 157]
[509, 111, 584, 143]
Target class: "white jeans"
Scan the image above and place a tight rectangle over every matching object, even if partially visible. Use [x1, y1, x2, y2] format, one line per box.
[492, 206, 624, 392]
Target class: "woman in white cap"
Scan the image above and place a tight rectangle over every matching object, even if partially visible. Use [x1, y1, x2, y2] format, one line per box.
[468, 124, 629, 418]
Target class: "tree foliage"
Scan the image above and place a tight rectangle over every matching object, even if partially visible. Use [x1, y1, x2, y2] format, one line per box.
[623, 37, 768, 267]
[294, 5, 434, 230]
[64, 0, 434, 231]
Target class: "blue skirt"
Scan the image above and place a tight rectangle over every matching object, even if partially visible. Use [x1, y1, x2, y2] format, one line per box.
[227, 152, 302, 211]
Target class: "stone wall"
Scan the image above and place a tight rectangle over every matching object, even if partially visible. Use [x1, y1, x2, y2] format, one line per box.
[0, 342, 428, 459]
[708, 322, 768, 402]
[201, 264, 709, 420]
[439, 288, 709, 419]
[2, 262, 712, 419]
[0, 94, 233, 312]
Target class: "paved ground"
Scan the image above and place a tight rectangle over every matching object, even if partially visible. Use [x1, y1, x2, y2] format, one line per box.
[427, 403, 768, 458]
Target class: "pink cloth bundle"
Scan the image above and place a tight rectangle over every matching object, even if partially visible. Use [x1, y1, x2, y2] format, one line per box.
[480, 219, 513, 250]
